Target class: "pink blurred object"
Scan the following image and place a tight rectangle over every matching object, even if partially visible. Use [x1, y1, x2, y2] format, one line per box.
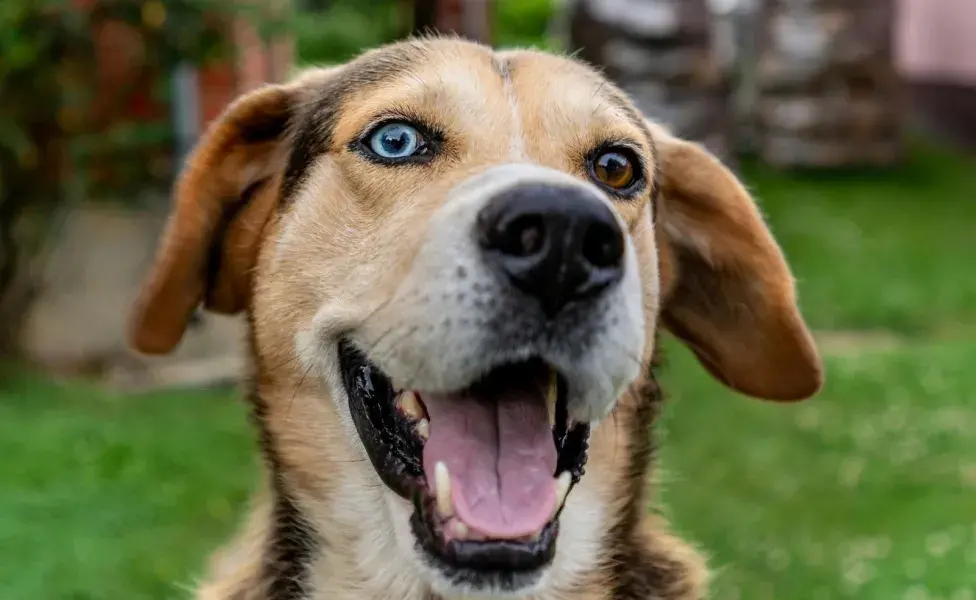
[898, 0, 976, 85]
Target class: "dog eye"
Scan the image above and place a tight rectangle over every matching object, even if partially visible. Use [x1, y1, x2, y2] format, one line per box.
[590, 149, 637, 191]
[367, 122, 426, 160]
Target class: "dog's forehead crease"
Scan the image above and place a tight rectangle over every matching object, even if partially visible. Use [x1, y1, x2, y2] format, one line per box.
[332, 54, 507, 146]
[296, 41, 652, 168]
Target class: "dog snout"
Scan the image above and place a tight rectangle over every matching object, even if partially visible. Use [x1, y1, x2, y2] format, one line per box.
[476, 183, 625, 317]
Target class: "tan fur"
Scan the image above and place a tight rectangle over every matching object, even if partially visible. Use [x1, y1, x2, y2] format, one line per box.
[130, 38, 822, 600]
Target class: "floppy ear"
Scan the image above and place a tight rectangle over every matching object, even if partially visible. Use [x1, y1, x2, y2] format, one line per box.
[129, 84, 295, 355]
[652, 125, 823, 401]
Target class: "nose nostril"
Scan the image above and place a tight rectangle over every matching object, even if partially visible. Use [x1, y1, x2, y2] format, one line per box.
[582, 221, 624, 269]
[496, 214, 545, 258]
[478, 183, 626, 317]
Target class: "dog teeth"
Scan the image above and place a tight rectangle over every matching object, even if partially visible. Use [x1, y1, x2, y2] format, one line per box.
[435, 462, 453, 517]
[454, 521, 469, 539]
[551, 471, 572, 520]
[397, 391, 424, 420]
[416, 418, 430, 440]
[546, 368, 558, 428]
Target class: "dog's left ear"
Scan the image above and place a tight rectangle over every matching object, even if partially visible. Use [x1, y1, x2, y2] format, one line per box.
[129, 83, 295, 355]
[652, 125, 824, 401]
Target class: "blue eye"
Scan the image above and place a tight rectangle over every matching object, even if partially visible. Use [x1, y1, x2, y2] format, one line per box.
[367, 122, 424, 160]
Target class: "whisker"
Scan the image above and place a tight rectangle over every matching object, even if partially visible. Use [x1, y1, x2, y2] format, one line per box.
[356, 291, 413, 356]
[374, 324, 421, 372]
[265, 352, 302, 375]
[369, 321, 411, 361]
[287, 362, 314, 418]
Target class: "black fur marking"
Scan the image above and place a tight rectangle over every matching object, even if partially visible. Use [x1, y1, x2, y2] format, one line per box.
[612, 548, 697, 600]
[648, 134, 661, 218]
[203, 181, 264, 307]
[605, 349, 696, 599]
[238, 96, 293, 144]
[264, 492, 317, 600]
[245, 312, 319, 600]
[608, 92, 655, 145]
[280, 44, 431, 207]
[491, 55, 512, 81]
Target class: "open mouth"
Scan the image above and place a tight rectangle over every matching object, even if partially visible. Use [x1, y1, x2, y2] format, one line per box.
[338, 339, 590, 587]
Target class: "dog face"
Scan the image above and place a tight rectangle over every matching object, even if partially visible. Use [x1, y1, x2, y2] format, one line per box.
[130, 39, 822, 598]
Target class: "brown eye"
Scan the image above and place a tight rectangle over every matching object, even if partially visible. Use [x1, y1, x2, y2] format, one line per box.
[592, 150, 636, 190]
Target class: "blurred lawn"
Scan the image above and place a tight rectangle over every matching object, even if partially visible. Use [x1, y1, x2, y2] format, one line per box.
[3, 142, 974, 599]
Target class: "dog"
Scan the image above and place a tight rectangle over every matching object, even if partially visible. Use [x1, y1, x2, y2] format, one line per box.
[129, 37, 823, 600]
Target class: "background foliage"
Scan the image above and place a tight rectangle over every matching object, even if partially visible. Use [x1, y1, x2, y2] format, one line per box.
[0, 0, 254, 354]
[294, 0, 555, 64]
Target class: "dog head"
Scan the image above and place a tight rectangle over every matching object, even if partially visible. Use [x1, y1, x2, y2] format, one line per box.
[130, 38, 822, 597]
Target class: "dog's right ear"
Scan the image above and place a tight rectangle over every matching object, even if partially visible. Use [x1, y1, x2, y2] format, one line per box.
[128, 83, 295, 355]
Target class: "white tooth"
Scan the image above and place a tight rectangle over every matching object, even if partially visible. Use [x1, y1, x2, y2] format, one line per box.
[454, 522, 469, 539]
[398, 391, 423, 420]
[547, 368, 558, 428]
[416, 418, 430, 440]
[552, 472, 572, 519]
[435, 462, 453, 517]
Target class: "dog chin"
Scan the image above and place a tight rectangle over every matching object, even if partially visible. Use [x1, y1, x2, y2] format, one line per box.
[384, 473, 609, 600]
[383, 490, 549, 599]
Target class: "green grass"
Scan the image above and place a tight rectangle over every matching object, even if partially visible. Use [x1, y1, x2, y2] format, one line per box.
[660, 339, 976, 600]
[0, 381, 255, 600]
[746, 144, 976, 335]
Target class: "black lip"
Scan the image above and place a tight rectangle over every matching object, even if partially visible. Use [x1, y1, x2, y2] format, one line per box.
[411, 493, 558, 591]
[337, 337, 591, 583]
[339, 340, 423, 497]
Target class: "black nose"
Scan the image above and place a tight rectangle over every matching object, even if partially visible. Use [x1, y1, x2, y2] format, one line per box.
[476, 183, 625, 316]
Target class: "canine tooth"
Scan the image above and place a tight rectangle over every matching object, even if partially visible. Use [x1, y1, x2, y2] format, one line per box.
[454, 522, 469, 539]
[416, 418, 430, 440]
[398, 391, 423, 420]
[552, 472, 572, 519]
[435, 462, 453, 517]
[546, 368, 558, 428]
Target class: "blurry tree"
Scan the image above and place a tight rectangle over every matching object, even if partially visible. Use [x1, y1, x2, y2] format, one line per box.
[408, 0, 492, 44]
[296, 0, 404, 64]
[754, 0, 902, 168]
[565, 0, 733, 163]
[0, 0, 276, 357]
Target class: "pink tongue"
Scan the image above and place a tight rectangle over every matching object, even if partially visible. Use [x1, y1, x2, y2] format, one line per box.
[422, 386, 557, 539]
